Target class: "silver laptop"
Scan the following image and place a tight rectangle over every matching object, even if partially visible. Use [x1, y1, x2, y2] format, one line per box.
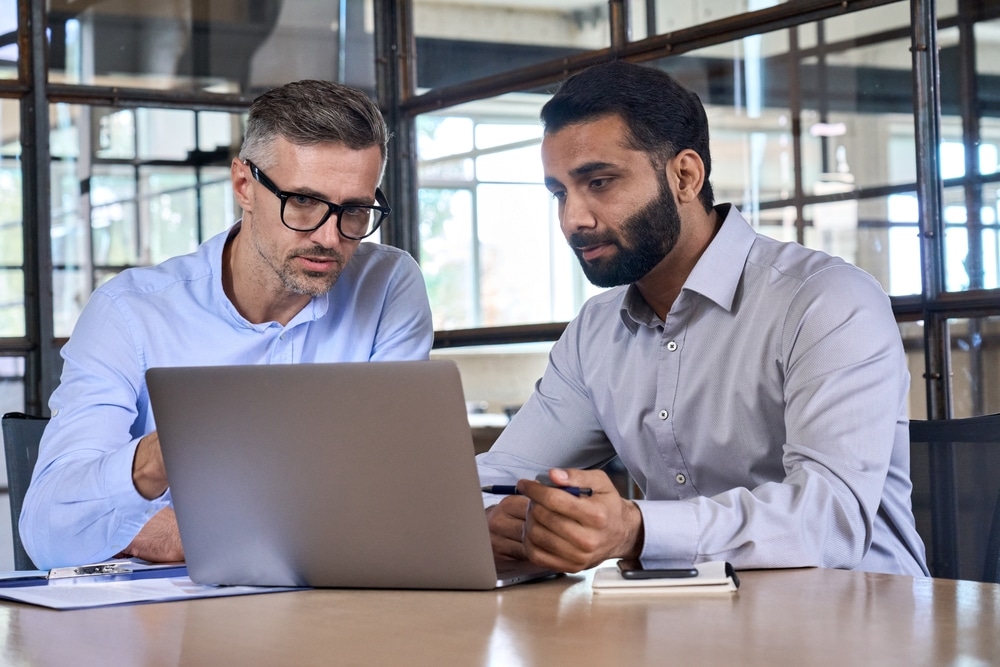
[146, 360, 555, 590]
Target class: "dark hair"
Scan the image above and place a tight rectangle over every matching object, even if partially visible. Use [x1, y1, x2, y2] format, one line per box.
[540, 61, 714, 211]
[239, 80, 389, 172]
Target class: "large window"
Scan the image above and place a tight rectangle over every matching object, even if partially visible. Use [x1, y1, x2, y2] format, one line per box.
[394, 0, 1000, 422]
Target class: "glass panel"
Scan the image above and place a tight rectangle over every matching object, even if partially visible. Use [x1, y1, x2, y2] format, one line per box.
[413, 0, 609, 90]
[142, 166, 198, 264]
[0, 158, 21, 265]
[0, 270, 23, 336]
[53, 269, 88, 338]
[803, 194, 921, 297]
[51, 159, 88, 268]
[94, 109, 136, 160]
[942, 185, 1000, 293]
[0, 101, 21, 336]
[646, 0, 793, 38]
[47, 0, 375, 94]
[137, 109, 195, 160]
[420, 188, 475, 329]
[91, 165, 138, 267]
[900, 320, 926, 420]
[949, 317, 1000, 418]
[416, 92, 604, 329]
[976, 20, 1000, 183]
[0, 0, 16, 80]
[48, 103, 242, 336]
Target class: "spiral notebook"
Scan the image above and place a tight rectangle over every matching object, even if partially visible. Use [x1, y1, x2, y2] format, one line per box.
[592, 561, 740, 595]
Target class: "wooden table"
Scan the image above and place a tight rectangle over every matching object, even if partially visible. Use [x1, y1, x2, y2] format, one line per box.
[0, 567, 997, 665]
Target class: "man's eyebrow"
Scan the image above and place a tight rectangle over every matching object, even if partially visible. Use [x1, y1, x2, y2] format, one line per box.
[568, 161, 618, 179]
[544, 161, 620, 190]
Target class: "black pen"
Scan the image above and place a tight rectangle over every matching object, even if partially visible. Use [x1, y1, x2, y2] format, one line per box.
[481, 484, 594, 497]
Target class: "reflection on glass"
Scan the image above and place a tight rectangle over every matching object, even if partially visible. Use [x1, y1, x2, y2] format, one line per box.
[95, 109, 136, 160]
[899, 320, 926, 420]
[0, 0, 16, 80]
[0, 269, 24, 336]
[417, 96, 602, 329]
[0, 158, 21, 265]
[50, 160, 88, 268]
[137, 109, 196, 160]
[948, 317, 1000, 418]
[53, 269, 88, 338]
[413, 0, 608, 90]
[419, 188, 474, 329]
[942, 183, 1000, 293]
[143, 167, 197, 264]
[45, 0, 375, 94]
[0, 357, 26, 432]
[648, 0, 789, 37]
[91, 167, 138, 266]
[46, 103, 242, 336]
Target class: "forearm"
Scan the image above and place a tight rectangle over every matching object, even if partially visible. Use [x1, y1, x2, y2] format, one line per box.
[636, 478, 869, 569]
[21, 443, 167, 568]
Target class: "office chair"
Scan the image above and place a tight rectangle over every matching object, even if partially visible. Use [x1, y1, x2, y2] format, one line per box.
[1, 412, 47, 570]
[909, 413, 1000, 583]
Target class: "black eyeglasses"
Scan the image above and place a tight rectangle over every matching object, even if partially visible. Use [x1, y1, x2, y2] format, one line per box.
[243, 159, 390, 240]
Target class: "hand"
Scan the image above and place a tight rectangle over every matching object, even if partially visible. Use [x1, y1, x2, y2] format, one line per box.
[486, 495, 530, 561]
[132, 431, 169, 500]
[117, 507, 185, 563]
[519, 468, 644, 573]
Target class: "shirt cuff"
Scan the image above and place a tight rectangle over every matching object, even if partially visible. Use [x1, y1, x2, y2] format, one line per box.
[633, 499, 700, 563]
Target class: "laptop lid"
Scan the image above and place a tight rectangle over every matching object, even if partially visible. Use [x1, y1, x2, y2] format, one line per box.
[147, 360, 551, 590]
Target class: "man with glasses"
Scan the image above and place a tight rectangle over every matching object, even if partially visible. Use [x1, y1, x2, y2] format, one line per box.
[478, 61, 929, 577]
[21, 80, 433, 568]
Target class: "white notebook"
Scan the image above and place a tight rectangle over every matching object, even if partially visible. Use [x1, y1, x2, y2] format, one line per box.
[592, 561, 739, 595]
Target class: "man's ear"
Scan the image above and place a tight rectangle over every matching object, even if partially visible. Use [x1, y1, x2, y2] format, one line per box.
[231, 158, 253, 210]
[667, 149, 705, 205]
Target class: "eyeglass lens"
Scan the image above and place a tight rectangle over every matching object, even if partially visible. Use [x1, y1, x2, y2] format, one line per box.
[282, 195, 379, 238]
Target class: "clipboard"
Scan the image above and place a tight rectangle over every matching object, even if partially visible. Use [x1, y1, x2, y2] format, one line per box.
[0, 559, 302, 609]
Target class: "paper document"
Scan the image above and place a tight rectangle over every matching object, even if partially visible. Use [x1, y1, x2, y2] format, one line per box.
[0, 561, 303, 610]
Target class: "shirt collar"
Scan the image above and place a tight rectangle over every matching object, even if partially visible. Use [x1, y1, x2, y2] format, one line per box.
[618, 203, 755, 333]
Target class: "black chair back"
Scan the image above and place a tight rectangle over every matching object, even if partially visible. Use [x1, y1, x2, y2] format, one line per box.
[909, 414, 1000, 582]
[1, 412, 47, 570]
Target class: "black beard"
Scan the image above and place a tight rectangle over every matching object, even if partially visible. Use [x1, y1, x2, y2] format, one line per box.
[568, 176, 681, 288]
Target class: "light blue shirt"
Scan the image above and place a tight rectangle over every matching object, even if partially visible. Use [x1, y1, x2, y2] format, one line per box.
[22, 223, 434, 568]
[478, 205, 929, 576]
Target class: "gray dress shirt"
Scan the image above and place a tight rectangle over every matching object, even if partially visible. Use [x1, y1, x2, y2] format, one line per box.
[477, 204, 929, 576]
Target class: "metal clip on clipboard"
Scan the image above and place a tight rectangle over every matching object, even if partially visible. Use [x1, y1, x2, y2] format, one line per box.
[47, 562, 135, 580]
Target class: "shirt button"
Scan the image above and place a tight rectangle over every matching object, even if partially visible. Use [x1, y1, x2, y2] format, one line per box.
[667, 341, 678, 351]
[675, 473, 687, 484]
[659, 409, 669, 420]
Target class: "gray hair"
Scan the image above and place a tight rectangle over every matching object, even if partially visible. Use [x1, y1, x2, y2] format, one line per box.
[239, 80, 389, 172]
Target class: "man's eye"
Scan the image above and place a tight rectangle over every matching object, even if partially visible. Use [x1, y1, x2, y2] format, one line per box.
[590, 178, 611, 189]
[290, 195, 319, 207]
[550, 191, 566, 201]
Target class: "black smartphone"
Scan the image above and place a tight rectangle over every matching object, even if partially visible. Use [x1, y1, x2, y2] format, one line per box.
[617, 559, 699, 579]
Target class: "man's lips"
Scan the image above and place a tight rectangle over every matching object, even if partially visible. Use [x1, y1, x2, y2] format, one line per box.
[575, 242, 613, 262]
[295, 255, 340, 272]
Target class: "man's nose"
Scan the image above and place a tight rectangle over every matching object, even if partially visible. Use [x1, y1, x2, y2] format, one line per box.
[559, 195, 597, 238]
[310, 215, 346, 248]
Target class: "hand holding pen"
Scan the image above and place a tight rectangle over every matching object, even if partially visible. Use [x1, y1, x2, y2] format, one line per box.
[482, 472, 594, 497]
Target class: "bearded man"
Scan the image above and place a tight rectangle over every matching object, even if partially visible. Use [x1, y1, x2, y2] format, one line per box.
[477, 61, 928, 577]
